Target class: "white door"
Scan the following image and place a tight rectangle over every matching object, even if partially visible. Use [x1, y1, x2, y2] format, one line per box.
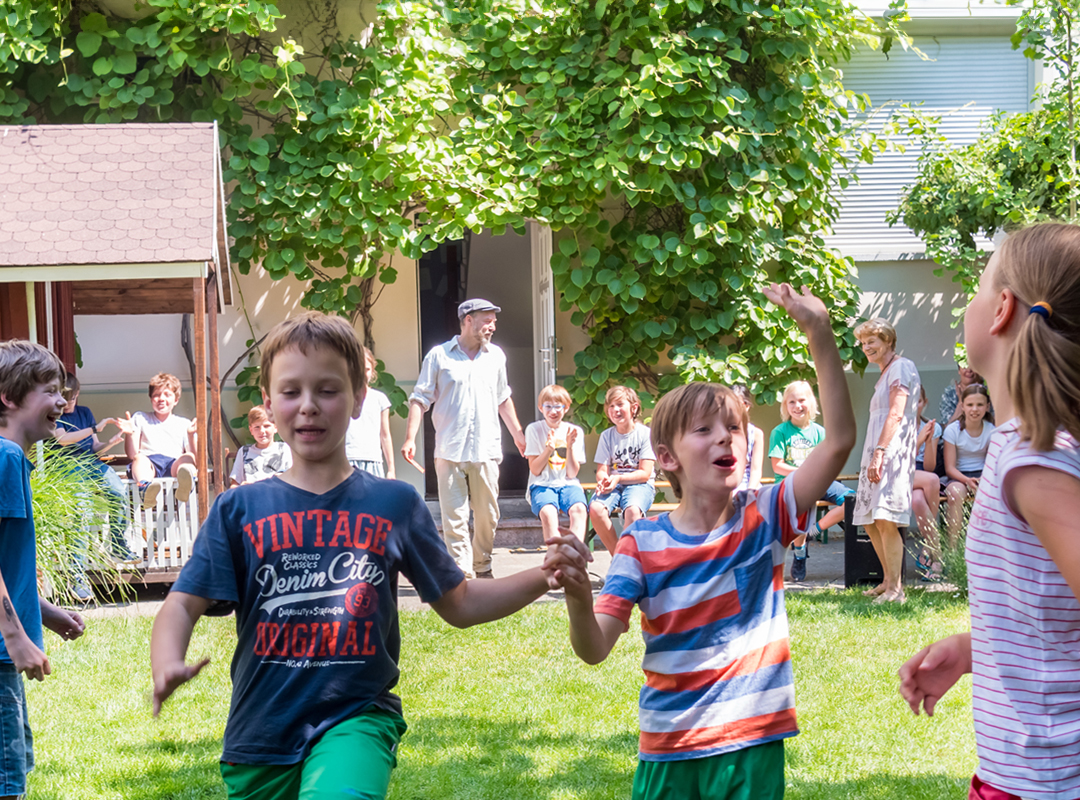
[530, 221, 556, 394]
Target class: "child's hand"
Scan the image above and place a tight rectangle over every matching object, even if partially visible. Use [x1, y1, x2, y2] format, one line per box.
[152, 657, 211, 717]
[898, 633, 972, 716]
[8, 633, 51, 681]
[542, 533, 593, 594]
[763, 283, 830, 332]
[113, 414, 137, 438]
[42, 606, 84, 641]
[918, 420, 935, 446]
[566, 427, 578, 447]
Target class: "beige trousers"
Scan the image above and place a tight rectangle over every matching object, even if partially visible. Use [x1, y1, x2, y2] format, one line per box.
[434, 459, 500, 578]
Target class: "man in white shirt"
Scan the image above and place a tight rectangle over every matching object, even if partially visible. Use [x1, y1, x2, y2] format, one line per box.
[402, 299, 527, 579]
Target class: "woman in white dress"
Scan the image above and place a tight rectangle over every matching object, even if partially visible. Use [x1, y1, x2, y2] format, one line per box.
[853, 318, 922, 604]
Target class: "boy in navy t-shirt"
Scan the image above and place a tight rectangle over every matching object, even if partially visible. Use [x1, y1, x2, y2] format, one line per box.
[151, 312, 589, 800]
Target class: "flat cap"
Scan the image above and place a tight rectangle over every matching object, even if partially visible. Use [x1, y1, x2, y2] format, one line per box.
[457, 298, 502, 320]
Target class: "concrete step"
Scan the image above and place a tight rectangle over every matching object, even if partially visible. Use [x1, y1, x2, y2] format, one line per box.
[426, 497, 547, 549]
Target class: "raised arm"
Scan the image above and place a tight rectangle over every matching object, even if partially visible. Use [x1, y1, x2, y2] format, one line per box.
[763, 284, 856, 517]
[749, 427, 764, 489]
[150, 591, 212, 716]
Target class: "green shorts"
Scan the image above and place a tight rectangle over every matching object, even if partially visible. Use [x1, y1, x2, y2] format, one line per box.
[220, 709, 407, 800]
[632, 740, 785, 800]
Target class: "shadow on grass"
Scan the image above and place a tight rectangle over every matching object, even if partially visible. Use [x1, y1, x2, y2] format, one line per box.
[788, 772, 969, 800]
[393, 714, 636, 799]
[786, 587, 968, 621]
[33, 736, 225, 800]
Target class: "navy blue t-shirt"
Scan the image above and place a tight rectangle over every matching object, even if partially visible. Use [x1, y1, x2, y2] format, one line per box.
[172, 470, 464, 765]
[57, 405, 97, 458]
[0, 437, 44, 662]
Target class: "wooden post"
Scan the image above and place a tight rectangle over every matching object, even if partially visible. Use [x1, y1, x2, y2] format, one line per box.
[207, 268, 224, 496]
[193, 275, 210, 523]
[25, 283, 36, 344]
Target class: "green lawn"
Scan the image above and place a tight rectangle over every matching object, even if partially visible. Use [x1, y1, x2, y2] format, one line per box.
[26, 590, 975, 799]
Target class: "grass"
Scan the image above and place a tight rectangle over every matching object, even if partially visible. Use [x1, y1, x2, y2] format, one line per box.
[26, 590, 975, 799]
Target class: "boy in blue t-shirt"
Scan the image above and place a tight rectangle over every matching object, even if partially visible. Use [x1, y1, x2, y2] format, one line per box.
[151, 312, 589, 800]
[559, 285, 856, 800]
[0, 341, 87, 796]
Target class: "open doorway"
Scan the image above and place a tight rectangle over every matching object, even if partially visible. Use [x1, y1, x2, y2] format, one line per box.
[417, 227, 543, 499]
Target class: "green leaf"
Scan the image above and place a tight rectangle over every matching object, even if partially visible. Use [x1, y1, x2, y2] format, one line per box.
[92, 57, 113, 76]
[76, 32, 102, 58]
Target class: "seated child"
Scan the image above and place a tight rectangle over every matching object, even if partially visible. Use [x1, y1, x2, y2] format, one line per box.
[0, 340, 87, 797]
[911, 385, 945, 577]
[588, 385, 656, 555]
[55, 372, 140, 576]
[942, 383, 995, 544]
[525, 384, 588, 541]
[125, 372, 197, 508]
[150, 311, 589, 800]
[769, 379, 854, 581]
[731, 383, 764, 491]
[560, 284, 856, 800]
[344, 347, 395, 478]
[229, 405, 292, 487]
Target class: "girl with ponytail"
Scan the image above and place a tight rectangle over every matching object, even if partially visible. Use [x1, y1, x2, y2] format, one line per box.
[899, 223, 1080, 800]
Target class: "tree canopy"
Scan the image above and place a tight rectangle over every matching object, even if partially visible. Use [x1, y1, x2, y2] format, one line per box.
[891, 0, 1079, 304]
[0, 0, 906, 428]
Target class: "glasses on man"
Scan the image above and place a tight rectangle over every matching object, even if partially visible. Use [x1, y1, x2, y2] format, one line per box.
[541, 403, 565, 412]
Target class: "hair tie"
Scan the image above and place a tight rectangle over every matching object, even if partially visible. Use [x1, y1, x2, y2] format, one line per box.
[1030, 301, 1053, 320]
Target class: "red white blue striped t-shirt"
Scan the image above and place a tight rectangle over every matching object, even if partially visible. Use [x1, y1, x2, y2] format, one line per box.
[593, 479, 808, 761]
[967, 418, 1080, 799]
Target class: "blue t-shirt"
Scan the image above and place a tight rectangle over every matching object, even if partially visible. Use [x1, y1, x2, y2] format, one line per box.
[172, 470, 464, 765]
[0, 437, 44, 662]
[57, 405, 97, 458]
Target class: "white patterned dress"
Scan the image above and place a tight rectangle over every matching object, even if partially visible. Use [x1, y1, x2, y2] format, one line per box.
[853, 356, 921, 526]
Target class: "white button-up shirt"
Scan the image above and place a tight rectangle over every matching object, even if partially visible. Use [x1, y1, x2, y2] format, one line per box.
[409, 336, 512, 463]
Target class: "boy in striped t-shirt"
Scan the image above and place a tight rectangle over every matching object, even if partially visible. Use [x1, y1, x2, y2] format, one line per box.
[561, 285, 855, 799]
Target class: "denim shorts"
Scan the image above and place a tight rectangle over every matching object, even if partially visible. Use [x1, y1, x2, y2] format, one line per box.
[127, 453, 176, 479]
[0, 664, 33, 796]
[821, 480, 854, 506]
[529, 484, 588, 516]
[590, 482, 656, 517]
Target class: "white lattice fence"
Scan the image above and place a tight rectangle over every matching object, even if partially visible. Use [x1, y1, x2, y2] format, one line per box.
[120, 478, 200, 569]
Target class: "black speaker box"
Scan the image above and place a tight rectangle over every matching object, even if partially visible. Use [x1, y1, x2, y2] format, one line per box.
[842, 495, 908, 588]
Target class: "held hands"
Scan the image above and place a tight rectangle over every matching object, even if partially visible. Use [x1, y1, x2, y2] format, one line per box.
[541, 533, 593, 596]
[152, 657, 211, 717]
[898, 633, 972, 716]
[763, 283, 831, 333]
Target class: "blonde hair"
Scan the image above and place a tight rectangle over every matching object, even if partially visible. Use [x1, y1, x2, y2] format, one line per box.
[0, 341, 64, 424]
[605, 385, 641, 420]
[148, 372, 181, 398]
[538, 384, 572, 408]
[361, 345, 376, 371]
[853, 317, 897, 349]
[779, 380, 819, 422]
[247, 405, 271, 426]
[994, 223, 1080, 450]
[651, 383, 747, 499]
[260, 312, 366, 396]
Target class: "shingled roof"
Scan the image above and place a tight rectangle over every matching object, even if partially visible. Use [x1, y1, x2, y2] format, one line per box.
[0, 122, 230, 305]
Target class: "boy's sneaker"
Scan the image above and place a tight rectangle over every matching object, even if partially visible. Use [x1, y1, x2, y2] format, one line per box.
[790, 546, 808, 582]
[140, 480, 161, 510]
[72, 579, 93, 603]
[176, 464, 196, 503]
